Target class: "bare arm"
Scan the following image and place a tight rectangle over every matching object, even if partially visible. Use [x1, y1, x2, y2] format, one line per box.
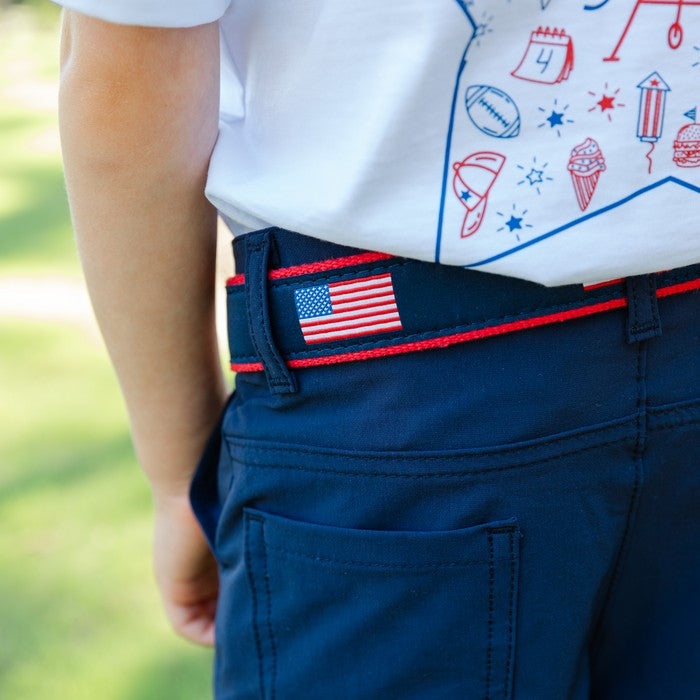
[59, 11, 226, 645]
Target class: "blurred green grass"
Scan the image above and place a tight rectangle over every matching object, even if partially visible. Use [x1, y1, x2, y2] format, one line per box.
[0, 5, 214, 697]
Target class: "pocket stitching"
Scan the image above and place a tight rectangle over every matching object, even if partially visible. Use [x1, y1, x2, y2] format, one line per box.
[245, 514, 279, 700]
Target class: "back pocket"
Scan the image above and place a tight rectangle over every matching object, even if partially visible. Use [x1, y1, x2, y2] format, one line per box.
[243, 507, 521, 700]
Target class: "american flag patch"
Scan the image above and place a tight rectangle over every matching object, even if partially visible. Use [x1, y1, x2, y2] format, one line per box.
[294, 273, 402, 344]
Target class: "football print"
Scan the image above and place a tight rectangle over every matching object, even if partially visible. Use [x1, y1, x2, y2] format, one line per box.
[465, 85, 521, 139]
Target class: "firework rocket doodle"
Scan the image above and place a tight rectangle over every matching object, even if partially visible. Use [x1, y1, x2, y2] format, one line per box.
[434, 0, 699, 272]
[636, 72, 671, 173]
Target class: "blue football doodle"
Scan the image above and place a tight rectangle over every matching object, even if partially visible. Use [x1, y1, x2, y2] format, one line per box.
[465, 85, 521, 139]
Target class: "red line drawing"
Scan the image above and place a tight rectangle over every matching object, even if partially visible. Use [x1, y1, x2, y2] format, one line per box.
[452, 152, 506, 238]
[673, 122, 700, 167]
[567, 138, 606, 211]
[636, 72, 671, 173]
[512, 27, 574, 84]
[604, 0, 700, 62]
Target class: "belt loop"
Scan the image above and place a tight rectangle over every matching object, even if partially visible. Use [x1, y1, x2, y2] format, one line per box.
[244, 230, 298, 394]
[625, 274, 662, 344]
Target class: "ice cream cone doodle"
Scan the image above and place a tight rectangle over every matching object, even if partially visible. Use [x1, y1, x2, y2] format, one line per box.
[567, 138, 606, 211]
[636, 72, 670, 174]
[434, 0, 698, 277]
[452, 152, 506, 238]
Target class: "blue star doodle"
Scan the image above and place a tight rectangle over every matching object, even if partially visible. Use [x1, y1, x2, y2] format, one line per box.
[496, 204, 534, 242]
[516, 156, 554, 195]
[537, 99, 574, 138]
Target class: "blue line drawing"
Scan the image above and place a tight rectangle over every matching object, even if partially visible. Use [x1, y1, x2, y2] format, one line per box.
[435, 0, 478, 262]
[463, 177, 700, 267]
[465, 85, 521, 138]
[584, 1, 610, 10]
[516, 156, 554, 195]
[536, 98, 575, 138]
[496, 204, 535, 242]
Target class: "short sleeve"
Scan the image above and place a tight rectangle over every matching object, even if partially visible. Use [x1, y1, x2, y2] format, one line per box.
[50, 0, 233, 28]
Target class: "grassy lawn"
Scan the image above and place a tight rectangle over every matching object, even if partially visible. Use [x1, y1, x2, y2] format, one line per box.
[0, 5, 216, 697]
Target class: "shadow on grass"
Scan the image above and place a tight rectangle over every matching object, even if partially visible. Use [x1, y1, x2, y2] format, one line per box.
[0, 432, 136, 507]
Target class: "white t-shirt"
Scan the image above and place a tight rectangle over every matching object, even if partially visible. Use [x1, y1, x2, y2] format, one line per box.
[55, 0, 700, 286]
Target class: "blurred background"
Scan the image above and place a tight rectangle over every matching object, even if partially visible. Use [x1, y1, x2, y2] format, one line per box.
[0, 1, 233, 696]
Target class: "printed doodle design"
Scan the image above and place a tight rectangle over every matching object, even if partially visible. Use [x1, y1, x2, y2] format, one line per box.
[452, 152, 505, 237]
[434, 0, 699, 275]
[636, 72, 671, 173]
[674, 110, 700, 167]
[465, 85, 521, 138]
[511, 27, 574, 84]
[568, 138, 606, 211]
[604, 0, 700, 62]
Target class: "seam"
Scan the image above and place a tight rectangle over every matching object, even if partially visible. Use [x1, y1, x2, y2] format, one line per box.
[228, 259, 416, 291]
[485, 530, 495, 700]
[260, 519, 277, 700]
[647, 416, 700, 432]
[254, 240, 286, 383]
[229, 294, 623, 361]
[504, 529, 516, 700]
[224, 415, 635, 462]
[264, 544, 498, 570]
[244, 515, 267, 700]
[227, 435, 632, 479]
[589, 342, 647, 655]
[227, 263, 699, 295]
[647, 397, 700, 415]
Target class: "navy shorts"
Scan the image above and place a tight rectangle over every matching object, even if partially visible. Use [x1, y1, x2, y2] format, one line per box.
[191, 228, 700, 699]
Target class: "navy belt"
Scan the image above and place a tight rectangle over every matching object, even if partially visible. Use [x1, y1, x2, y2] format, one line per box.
[227, 228, 700, 388]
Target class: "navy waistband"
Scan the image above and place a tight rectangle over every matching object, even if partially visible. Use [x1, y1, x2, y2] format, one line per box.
[226, 228, 700, 375]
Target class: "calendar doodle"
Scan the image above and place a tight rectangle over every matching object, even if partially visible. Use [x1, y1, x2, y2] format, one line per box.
[434, 0, 699, 278]
[511, 27, 574, 84]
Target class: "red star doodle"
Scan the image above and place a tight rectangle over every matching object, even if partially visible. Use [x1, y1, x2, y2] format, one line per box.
[588, 84, 625, 122]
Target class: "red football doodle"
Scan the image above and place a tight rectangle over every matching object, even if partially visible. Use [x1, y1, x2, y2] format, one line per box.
[604, 0, 700, 62]
[567, 138, 606, 211]
[452, 152, 506, 238]
[512, 27, 574, 84]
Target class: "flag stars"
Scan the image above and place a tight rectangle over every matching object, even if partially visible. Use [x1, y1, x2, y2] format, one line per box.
[460, 190, 473, 202]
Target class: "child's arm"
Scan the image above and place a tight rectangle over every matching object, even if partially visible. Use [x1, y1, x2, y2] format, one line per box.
[58, 11, 227, 646]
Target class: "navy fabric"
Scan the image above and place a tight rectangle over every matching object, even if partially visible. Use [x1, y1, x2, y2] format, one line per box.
[226, 228, 700, 370]
[191, 229, 700, 699]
